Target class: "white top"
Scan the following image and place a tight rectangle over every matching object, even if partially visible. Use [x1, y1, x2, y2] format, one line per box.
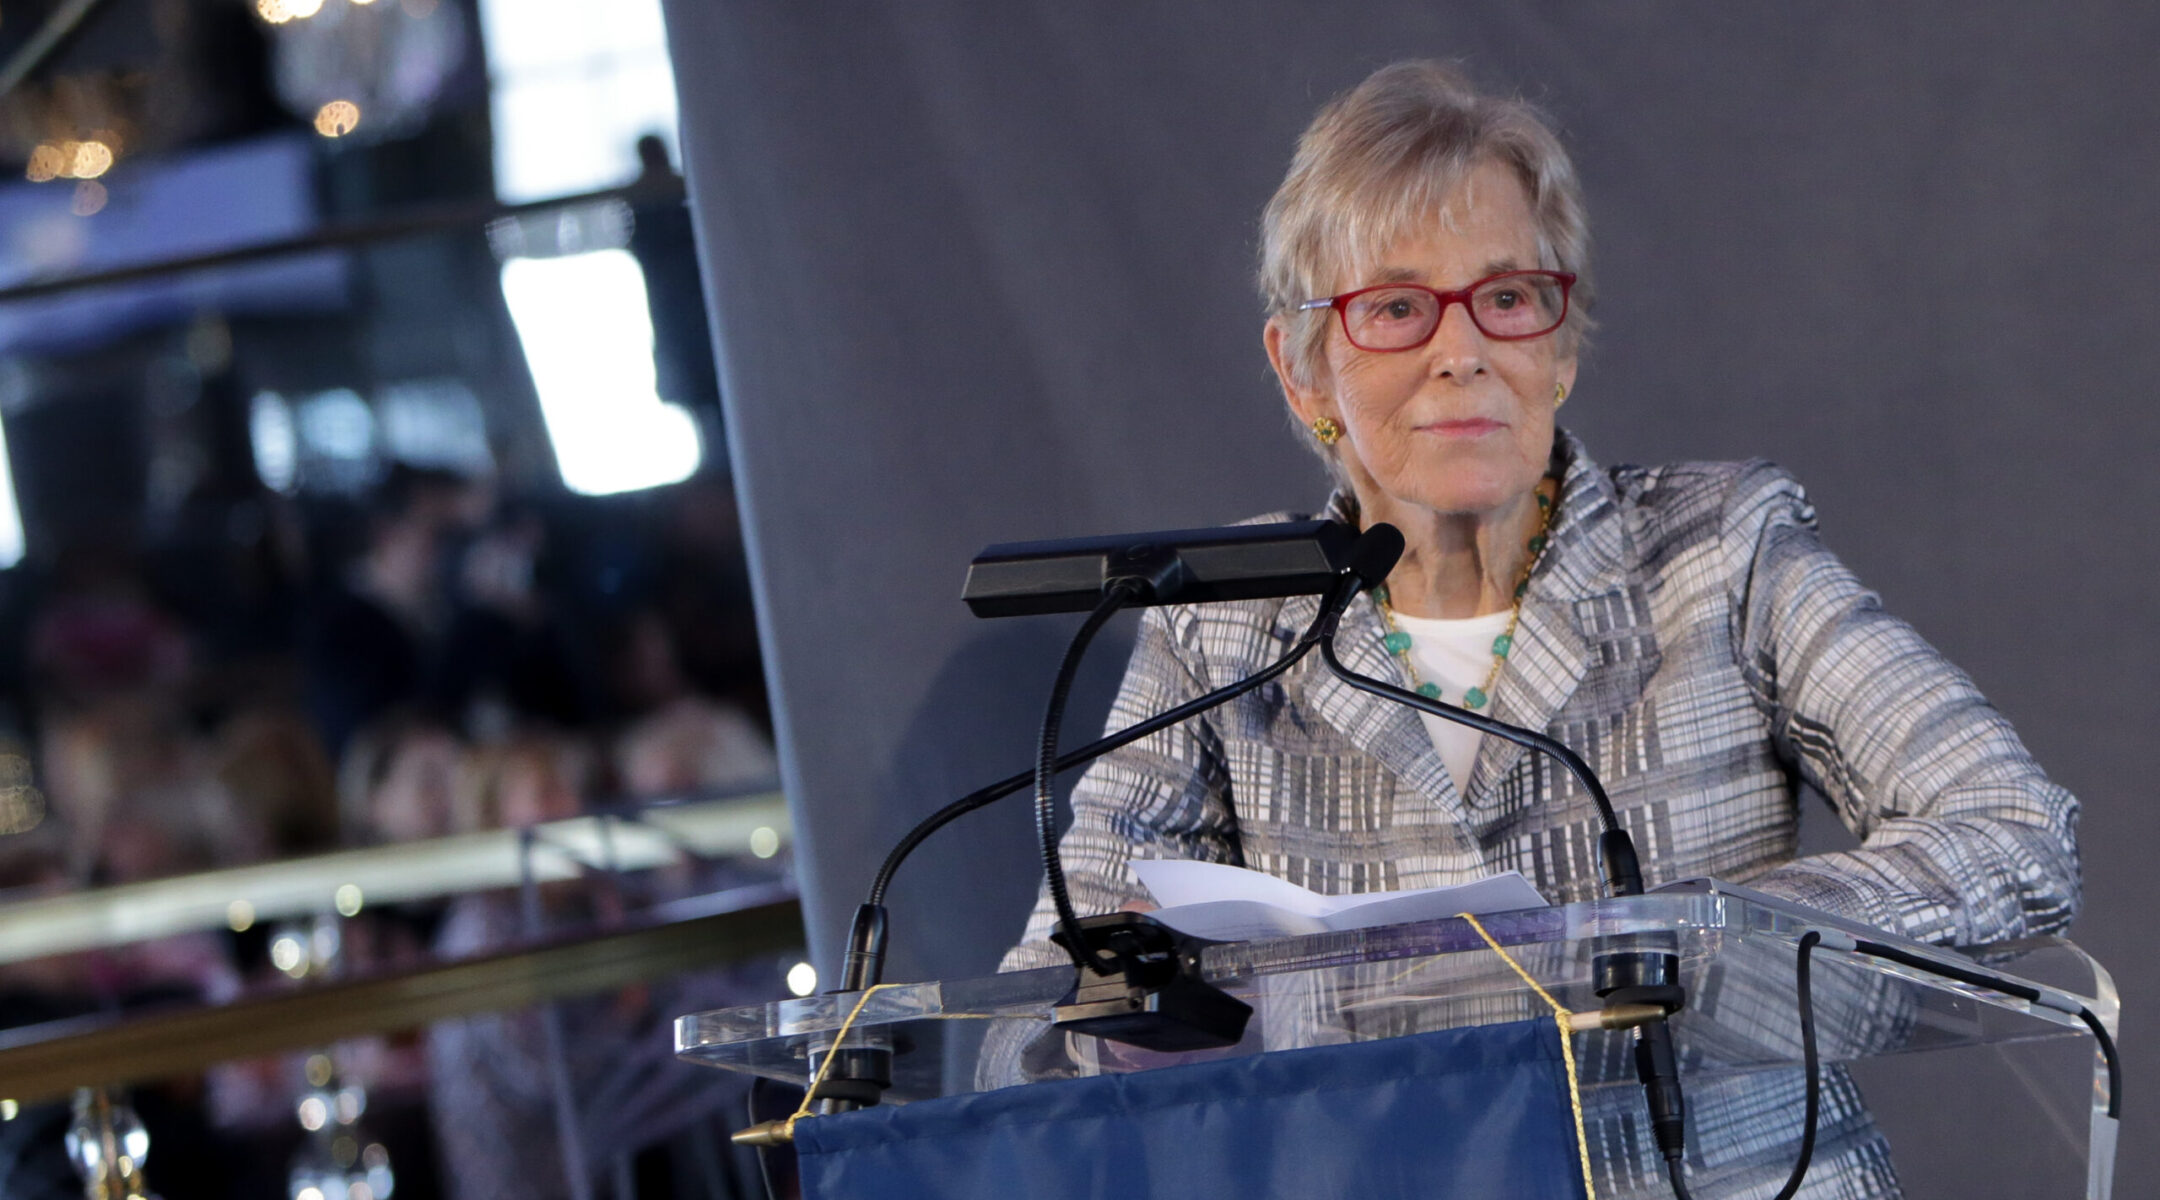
[1385, 607, 1515, 792]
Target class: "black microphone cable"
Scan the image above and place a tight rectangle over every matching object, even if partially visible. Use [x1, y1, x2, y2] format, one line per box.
[841, 524, 1405, 991]
[1614, 919, 2118, 1200]
[1311, 631, 1696, 1188]
[1765, 931, 1827, 1200]
[1035, 576, 1148, 975]
[1311, 636, 1642, 897]
[839, 594, 1323, 989]
[1766, 927, 2120, 1200]
[1031, 528, 1405, 975]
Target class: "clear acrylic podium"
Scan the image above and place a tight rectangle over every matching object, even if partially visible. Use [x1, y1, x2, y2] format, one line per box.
[678, 879, 2119, 1198]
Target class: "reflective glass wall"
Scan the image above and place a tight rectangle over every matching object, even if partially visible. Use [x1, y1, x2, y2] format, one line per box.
[0, 2, 797, 1196]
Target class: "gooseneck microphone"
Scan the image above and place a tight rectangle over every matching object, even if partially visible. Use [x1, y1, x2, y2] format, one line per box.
[812, 523, 1405, 1112]
[1312, 617, 1688, 1191]
[1035, 525, 1409, 1049]
[1033, 524, 1409, 980]
[848, 522, 1403, 984]
[1313, 636, 1643, 897]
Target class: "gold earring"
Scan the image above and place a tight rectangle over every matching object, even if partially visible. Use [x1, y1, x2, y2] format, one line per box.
[1310, 416, 1342, 445]
[1554, 382, 1568, 408]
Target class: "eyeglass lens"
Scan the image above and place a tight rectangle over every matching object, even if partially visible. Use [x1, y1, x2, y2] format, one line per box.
[1341, 274, 1567, 349]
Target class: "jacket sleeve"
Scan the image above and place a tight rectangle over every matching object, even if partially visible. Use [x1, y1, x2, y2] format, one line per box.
[1726, 463, 2081, 946]
[996, 603, 1244, 973]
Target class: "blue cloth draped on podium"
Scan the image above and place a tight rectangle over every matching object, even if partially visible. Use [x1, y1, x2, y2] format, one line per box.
[793, 1017, 1589, 1199]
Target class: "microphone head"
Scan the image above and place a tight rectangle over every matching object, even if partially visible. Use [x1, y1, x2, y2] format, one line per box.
[1346, 523, 1404, 587]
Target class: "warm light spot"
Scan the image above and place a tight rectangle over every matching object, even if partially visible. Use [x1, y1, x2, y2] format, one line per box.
[306, 1053, 334, 1088]
[297, 1094, 329, 1132]
[258, 0, 325, 19]
[297, 1188, 326, 1200]
[0, 784, 43, 833]
[227, 900, 256, 932]
[24, 144, 62, 183]
[314, 100, 361, 138]
[68, 140, 111, 179]
[334, 883, 364, 917]
[786, 961, 817, 996]
[362, 1143, 390, 1170]
[351, 0, 378, 5]
[271, 932, 307, 975]
[748, 826, 780, 859]
[71, 181, 106, 217]
[0, 1100, 16, 1120]
[334, 1086, 365, 1124]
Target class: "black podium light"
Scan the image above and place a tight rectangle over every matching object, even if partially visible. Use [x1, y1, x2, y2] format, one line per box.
[962, 520, 1361, 617]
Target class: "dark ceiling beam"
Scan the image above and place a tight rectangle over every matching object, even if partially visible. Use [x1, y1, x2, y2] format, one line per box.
[0, 175, 687, 306]
[0, 0, 116, 103]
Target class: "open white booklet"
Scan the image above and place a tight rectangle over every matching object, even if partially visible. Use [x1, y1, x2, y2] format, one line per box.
[1130, 858, 1548, 943]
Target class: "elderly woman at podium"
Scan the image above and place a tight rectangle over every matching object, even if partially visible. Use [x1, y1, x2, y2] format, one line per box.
[996, 61, 2079, 1197]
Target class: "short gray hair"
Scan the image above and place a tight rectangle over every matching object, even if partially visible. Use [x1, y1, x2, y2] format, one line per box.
[1259, 61, 1595, 390]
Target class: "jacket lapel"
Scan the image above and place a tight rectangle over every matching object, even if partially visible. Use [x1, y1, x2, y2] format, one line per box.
[1291, 431, 1628, 817]
[1467, 432, 1629, 801]
[1289, 496, 1468, 821]
[1304, 591, 1467, 812]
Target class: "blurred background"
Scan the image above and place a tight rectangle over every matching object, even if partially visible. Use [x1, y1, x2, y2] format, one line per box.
[0, 1, 798, 1198]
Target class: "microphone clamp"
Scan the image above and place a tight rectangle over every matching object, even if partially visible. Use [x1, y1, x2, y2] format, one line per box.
[1049, 912, 1252, 1051]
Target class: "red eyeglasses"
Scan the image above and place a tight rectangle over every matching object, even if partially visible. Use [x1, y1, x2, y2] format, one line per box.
[1298, 270, 1576, 351]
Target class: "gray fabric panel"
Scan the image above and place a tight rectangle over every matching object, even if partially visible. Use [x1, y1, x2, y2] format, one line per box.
[661, 5, 2153, 1192]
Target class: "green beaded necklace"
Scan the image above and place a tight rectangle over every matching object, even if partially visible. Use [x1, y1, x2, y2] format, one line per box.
[1372, 480, 1557, 711]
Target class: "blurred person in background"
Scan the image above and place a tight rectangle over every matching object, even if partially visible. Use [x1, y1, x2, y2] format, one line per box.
[26, 535, 197, 879]
[426, 725, 766, 1200]
[39, 694, 261, 886]
[652, 475, 767, 733]
[212, 707, 340, 859]
[608, 609, 776, 801]
[304, 465, 485, 759]
[339, 708, 468, 846]
[630, 133, 729, 469]
[452, 727, 592, 835]
[437, 502, 590, 741]
[27, 537, 192, 714]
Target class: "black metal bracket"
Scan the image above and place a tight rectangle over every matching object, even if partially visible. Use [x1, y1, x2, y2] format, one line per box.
[1051, 912, 1253, 1051]
[1594, 948, 1686, 1014]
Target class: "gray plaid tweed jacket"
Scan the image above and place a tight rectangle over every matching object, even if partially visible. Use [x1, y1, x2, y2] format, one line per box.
[996, 431, 2079, 1196]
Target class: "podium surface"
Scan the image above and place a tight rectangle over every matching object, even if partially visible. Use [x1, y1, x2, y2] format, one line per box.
[679, 879, 2117, 1197]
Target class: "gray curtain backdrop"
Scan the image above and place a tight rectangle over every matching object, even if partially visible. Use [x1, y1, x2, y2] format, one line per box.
[661, 5, 2157, 1192]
